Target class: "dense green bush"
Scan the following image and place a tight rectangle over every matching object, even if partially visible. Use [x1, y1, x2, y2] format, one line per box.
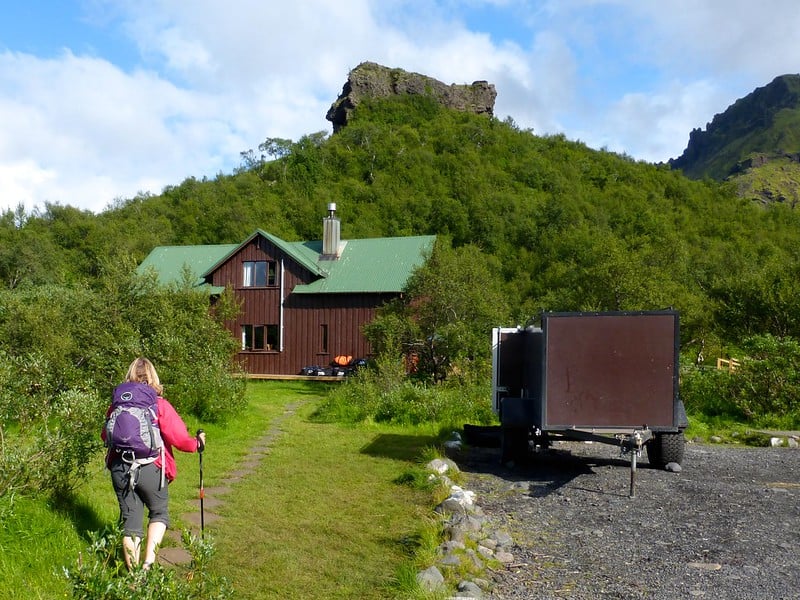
[727, 334, 800, 423]
[681, 333, 800, 428]
[680, 365, 743, 421]
[314, 355, 496, 427]
[365, 240, 508, 384]
[0, 351, 106, 497]
[0, 268, 246, 499]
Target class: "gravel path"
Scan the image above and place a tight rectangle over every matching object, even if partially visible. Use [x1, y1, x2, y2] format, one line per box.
[457, 440, 800, 599]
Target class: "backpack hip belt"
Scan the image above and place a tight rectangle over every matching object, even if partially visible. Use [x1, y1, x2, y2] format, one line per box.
[119, 446, 166, 492]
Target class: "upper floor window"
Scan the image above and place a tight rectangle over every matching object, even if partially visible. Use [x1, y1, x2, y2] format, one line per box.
[243, 260, 277, 287]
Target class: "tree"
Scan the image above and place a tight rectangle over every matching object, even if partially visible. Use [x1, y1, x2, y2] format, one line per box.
[366, 240, 510, 383]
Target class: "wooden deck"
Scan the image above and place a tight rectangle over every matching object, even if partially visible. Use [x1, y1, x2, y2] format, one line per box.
[242, 373, 347, 382]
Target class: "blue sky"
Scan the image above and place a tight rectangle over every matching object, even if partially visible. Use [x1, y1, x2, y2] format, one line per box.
[1, 0, 799, 213]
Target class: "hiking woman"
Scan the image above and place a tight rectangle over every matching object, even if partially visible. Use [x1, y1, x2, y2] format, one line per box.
[102, 357, 206, 570]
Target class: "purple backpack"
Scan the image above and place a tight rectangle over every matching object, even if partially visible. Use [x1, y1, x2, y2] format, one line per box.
[105, 382, 163, 460]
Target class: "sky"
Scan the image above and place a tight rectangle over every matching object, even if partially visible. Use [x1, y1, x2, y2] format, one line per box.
[1, 0, 799, 214]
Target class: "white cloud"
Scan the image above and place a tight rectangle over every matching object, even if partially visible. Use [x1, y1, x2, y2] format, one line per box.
[0, 160, 57, 211]
[598, 79, 724, 162]
[2, 0, 799, 213]
[622, 0, 800, 77]
[117, 0, 378, 88]
[0, 48, 241, 212]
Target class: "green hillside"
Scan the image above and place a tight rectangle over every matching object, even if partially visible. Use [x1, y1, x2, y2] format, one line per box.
[732, 154, 800, 205]
[4, 93, 800, 362]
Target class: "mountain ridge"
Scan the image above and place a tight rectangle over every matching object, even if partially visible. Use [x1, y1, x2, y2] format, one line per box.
[669, 73, 800, 204]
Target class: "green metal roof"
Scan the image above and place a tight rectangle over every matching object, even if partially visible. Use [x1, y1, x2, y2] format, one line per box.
[290, 235, 435, 293]
[137, 244, 238, 291]
[137, 233, 435, 295]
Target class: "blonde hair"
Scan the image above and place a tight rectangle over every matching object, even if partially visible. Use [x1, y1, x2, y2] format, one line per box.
[125, 357, 163, 395]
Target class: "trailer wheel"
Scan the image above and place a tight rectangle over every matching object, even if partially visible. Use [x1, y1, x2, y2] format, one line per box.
[501, 427, 529, 463]
[647, 432, 685, 468]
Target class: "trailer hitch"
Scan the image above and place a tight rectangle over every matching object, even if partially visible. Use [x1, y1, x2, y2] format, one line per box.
[618, 429, 652, 498]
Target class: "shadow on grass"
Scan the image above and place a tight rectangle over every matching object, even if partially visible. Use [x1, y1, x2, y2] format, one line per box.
[50, 491, 107, 543]
[360, 433, 440, 462]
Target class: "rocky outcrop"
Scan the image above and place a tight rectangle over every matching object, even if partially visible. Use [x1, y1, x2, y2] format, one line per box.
[669, 73, 800, 180]
[326, 61, 497, 132]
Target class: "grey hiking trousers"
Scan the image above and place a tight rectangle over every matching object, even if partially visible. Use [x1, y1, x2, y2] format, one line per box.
[110, 458, 170, 538]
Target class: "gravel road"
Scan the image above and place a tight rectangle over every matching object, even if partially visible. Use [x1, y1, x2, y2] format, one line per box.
[457, 440, 800, 599]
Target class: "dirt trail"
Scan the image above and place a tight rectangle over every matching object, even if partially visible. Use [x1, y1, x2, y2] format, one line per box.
[157, 401, 304, 567]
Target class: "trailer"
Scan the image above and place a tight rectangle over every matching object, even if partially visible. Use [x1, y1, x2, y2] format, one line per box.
[490, 310, 688, 493]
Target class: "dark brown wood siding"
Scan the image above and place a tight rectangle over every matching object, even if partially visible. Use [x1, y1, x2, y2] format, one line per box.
[208, 235, 397, 375]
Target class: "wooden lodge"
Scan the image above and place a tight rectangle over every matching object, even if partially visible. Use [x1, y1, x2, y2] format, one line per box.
[137, 204, 435, 376]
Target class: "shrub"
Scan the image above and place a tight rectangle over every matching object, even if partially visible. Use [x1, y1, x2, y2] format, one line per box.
[680, 365, 742, 420]
[681, 334, 800, 427]
[0, 353, 106, 498]
[314, 358, 496, 428]
[147, 327, 247, 424]
[727, 334, 800, 423]
[64, 527, 233, 600]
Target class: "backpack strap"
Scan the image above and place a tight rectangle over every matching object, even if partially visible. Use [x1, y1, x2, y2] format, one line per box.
[120, 453, 160, 493]
[159, 445, 165, 490]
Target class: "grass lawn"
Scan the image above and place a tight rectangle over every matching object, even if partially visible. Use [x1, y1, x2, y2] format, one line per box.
[211, 401, 437, 598]
[0, 381, 440, 599]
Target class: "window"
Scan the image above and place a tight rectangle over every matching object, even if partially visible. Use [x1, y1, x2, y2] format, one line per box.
[266, 324, 279, 350]
[243, 260, 277, 287]
[241, 325, 252, 349]
[320, 324, 328, 353]
[242, 324, 279, 351]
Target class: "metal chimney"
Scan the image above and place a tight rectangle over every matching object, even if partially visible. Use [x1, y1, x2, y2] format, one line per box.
[322, 202, 341, 258]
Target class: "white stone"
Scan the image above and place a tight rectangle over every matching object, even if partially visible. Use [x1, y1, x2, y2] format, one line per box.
[687, 562, 722, 571]
[428, 458, 451, 474]
[417, 566, 445, 591]
[427, 457, 460, 475]
[446, 485, 476, 509]
[495, 551, 515, 564]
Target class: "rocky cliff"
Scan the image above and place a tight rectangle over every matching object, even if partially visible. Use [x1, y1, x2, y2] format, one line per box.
[669, 74, 800, 180]
[668, 74, 800, 204]
[326, 62, 497, 132]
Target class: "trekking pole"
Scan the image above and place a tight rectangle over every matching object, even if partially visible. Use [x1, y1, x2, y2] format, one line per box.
[197, 429, 205, 539]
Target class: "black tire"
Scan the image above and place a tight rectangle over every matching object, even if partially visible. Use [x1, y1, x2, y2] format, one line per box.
[501, 427, 529, 463]
[646, 438, 662, 467]
[647, 432, 686, 468]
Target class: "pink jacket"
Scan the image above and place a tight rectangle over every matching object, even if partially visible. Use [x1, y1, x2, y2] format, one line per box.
[103, 396, 200, 482]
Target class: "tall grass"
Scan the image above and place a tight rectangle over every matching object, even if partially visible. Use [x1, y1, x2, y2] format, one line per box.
[313, 361, 497, 429]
